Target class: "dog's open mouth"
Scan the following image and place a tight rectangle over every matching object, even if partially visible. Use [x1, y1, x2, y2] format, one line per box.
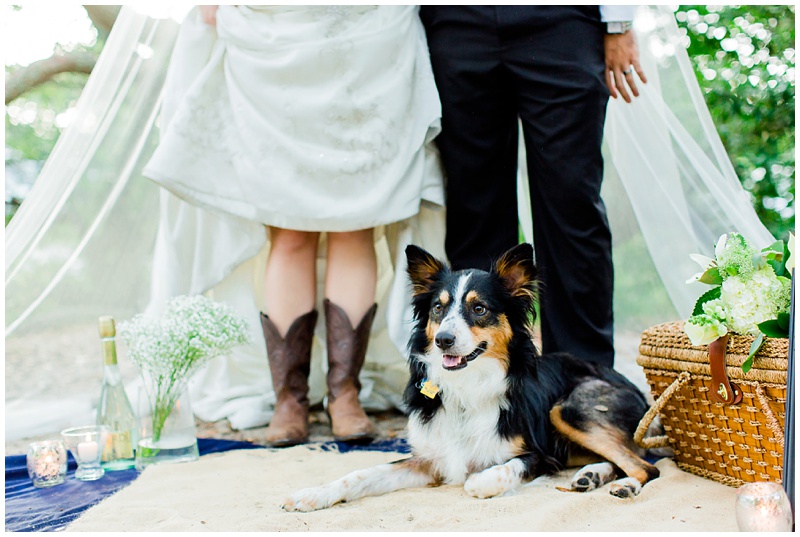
[442, 342, 488, 370]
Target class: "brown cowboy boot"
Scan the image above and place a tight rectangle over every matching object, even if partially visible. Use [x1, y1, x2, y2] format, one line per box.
[260, 310, 317, 447]
[324, 299, 378, 443]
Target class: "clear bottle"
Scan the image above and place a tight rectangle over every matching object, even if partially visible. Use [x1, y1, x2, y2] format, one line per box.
[96, 315, 137, 470]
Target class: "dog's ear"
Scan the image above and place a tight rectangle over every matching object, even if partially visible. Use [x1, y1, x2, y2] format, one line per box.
[493, 243, 537, 300]
[406, 245, 446, 296]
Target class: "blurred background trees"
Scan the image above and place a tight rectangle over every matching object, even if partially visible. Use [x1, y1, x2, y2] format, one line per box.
[674, 5, 795, 240]
[4, 5, 795, 240]
[5, 5, 120, 223]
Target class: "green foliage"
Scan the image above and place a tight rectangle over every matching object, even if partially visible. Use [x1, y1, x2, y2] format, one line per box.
[674, 5, 795, 241]
[5, 71, 88, 161]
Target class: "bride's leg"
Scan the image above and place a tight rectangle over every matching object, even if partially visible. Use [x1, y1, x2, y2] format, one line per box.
[325, 229, 377, 322]
[323, 229, 378, 442]
[260, 227, 320, 446]
[264, 227, 320, 335]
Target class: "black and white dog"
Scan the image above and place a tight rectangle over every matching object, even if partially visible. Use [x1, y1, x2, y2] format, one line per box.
[282, 243, 658, 512]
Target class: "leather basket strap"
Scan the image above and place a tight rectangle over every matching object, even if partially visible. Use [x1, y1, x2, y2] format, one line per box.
[708, 334, 743, 404]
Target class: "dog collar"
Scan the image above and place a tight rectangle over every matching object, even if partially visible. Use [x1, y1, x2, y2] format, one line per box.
[419, 378, 440, 399]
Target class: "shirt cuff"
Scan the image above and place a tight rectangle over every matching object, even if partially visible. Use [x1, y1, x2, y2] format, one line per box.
[599, 5, 637, 22]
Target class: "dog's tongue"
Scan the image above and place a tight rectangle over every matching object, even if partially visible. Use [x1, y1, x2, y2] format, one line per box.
[442, 354, 463, 368]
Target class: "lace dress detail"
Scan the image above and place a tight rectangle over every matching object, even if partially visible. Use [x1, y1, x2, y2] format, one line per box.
[144, 5, 442, 231]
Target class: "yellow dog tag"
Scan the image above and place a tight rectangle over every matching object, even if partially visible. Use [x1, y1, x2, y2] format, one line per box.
[420, 379, 440, 399]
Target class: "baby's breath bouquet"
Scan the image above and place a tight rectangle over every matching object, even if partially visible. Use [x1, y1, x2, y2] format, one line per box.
[119, 295, 250, 443]
[684, 232, 794, 372]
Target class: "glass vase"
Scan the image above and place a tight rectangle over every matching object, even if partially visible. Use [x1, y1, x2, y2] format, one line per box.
[135, 382, 199, 471]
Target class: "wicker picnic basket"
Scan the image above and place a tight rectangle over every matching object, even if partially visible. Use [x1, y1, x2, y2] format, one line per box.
[634, 321, 788, 488]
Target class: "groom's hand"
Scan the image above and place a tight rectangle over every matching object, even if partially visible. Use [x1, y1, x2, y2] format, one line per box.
[604, 31, 647, 103]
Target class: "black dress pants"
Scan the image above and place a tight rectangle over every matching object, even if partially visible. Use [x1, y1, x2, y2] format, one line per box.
[420, 6, 615, 366]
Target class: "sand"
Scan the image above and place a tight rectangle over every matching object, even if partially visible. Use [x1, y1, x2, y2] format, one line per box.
[65, 445, 740, 532]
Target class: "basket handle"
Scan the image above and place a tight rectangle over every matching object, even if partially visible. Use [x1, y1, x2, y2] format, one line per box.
[634, 371, 691, 449]
[755, 383, 785, 447]
[708, 334, 743, 405]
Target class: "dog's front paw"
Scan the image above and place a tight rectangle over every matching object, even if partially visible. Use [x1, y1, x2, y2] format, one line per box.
[464, 464, 520, 499]
[281, 487, 333, 512]
[608, 477, 642, 499]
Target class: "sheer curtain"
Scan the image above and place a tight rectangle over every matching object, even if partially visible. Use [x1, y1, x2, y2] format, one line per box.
[5, 6, 773, 440]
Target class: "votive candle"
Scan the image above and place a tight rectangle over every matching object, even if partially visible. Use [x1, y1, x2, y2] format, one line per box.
[735, 482, 793, 532]
[27, 441, 68, 488]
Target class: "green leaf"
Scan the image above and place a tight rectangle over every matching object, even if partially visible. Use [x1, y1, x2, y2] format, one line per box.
[699, 267, 724, 285]
[762, 240, 785, 258]
[692, 286, 722, 316]
[757, 319, 789, 338]
[743, 333, 765, 374]
[764, 240, 788, 276]
[778, 311, 791, 331]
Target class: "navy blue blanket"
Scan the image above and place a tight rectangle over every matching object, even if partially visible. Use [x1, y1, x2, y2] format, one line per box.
[5, 437, 409, 532]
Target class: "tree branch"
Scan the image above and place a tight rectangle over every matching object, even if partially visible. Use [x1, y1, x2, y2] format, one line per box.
[5, 51, 97, 104]
[83, 5, 121, 40]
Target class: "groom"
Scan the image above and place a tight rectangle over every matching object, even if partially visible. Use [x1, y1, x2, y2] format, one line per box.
[420, 6, 646, 367]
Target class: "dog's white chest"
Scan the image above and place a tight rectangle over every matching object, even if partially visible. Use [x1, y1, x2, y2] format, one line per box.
[407, 402, 516, 484]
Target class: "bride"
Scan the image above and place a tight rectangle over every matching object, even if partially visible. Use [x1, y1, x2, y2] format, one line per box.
[4, 5, 773, 441]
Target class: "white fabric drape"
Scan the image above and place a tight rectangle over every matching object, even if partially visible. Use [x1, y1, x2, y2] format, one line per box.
[5, 6, 774, 439]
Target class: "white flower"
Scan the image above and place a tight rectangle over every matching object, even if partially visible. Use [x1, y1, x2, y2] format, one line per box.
[787, 233, 795, 273]
[685, 316, 728, 346]
[714, 233, 728, 260]
[720, 268, 783, 335]
[118, 295, 250, 441]
[686, 253, 717, 283]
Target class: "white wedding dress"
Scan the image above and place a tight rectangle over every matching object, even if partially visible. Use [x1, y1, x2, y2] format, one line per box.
[143, 5, 447, 430]
[4, 5, 774, 438]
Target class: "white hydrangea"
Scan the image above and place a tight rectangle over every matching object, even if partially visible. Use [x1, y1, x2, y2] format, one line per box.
[720, 267, 784, 335]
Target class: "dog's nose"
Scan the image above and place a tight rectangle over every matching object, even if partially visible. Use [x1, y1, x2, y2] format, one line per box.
[435, 331, 455, 350]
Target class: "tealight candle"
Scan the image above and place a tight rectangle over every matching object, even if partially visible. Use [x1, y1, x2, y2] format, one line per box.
[77, 436, 99, 462]
[735, 482, 793, 532]
[61, 425, 108, 481]
[26, 440, 68, 488]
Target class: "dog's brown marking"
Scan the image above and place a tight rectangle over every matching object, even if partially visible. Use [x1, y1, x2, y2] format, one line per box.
[392, 457, 443, 486]
[549, 405, 659, 486]
[507, 434, 527, 457]
[438, 290, 451, 306]
[465, 290, 479, 303]
[407, 247, 446, 297]
[426, 320, 440, 352]
[564, 445, 605, 468]
[493, 246, 537, 301]
[469, 314, 513, 369]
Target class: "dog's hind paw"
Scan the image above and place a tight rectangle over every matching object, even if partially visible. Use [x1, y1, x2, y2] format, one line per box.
[608, 477, 642, 499]
[570, 462, 616, 493]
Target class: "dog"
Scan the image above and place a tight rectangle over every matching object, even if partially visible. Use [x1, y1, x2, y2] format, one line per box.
[282, 243, 659, 512]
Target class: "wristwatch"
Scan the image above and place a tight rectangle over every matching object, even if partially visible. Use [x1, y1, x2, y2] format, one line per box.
[606, 21, 633, 34]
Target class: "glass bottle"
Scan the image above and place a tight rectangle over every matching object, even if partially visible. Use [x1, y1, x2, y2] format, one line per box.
[96, 315, 137, 470]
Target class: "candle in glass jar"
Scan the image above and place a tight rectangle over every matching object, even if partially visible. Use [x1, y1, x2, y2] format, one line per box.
[735, 482, 793, 532]
[27, 441, 67, 487]
[77, 435, 99, 461]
